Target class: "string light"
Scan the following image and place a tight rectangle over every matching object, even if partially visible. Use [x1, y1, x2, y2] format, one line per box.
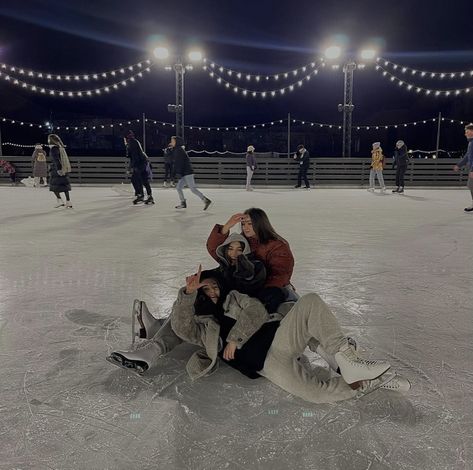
[203, 58, 322, 82]
[0, 67, 153, 97]
[374, 64, 472, 97]
[203, 63, 324, 98]
[0, 59, 152, 82]
[377, 58, 473, 80]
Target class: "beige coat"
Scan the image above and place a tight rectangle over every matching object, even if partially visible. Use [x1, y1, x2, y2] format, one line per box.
[170, 288, 270, 381]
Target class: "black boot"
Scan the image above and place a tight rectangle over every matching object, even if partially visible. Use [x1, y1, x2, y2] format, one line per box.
[144, 196, 155, 205]
[133, 195, 144, 205]
[203, 197, 212, 211]
[175, 200, 187, 209]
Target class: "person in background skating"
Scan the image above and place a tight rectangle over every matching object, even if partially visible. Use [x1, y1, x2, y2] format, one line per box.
[32, 144, 48, 187]
[0, 160, 17, 185]
[125, 131, 154, 205]
[367, 142, 386, 193]
[170, 135, 212, 210]
[294, 144, 311, 189]
[245, 145, 257, 191]
[48, 134, 73, 208]
[453, 123, 473, 212]
[163, 143, 176, 188]
[392, 140, 410, 194]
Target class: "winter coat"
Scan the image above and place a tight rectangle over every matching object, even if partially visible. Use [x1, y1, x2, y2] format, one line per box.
[295, 149, 310, 169]
[457, 138, 473, 169]
[393, 145, 409, 168]
[170, 287, 270, 380]
[49, 146, 71, 193]
[163, 146, 174, 165]
[246, 152, 257, 170]
[0, 160, 16, 174]
[171, 136, 193, 177]
[32, 149, 48, 177]
[370, 148, 384, 171]
[215, 233, 266, 296]
[207, 224, 294, 289]
[126, 138, 148, 170]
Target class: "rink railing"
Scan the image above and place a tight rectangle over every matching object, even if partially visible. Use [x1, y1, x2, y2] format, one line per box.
[1, 155, 468, 186]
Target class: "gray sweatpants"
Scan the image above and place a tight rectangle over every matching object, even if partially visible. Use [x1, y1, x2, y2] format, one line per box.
[246, 166, 254, 188]
[369, 169, 385, 189]
[176, 174, 206, 203]
[260, 293, 357, 403]
[149, 317, 183, 355]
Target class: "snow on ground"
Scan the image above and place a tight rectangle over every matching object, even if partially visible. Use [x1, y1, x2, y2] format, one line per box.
[0, 185, 472, 470]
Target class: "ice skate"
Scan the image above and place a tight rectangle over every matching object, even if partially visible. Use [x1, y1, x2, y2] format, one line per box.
[65, 201, 73, 209]
[170, 181, 176, 188]
[144, 196, 155, 205]
[106, 340, 161, 374]
[392, 187, 399, 193]
[131, 299, 163, 344]
[367, 187, 375, 192]
[314, 337, 357, 373]
[163, 181, 169, 188]
[464, 204, 473, 212]
[379, 374, 411, 392]
[381, 187, 386, 193]
[133, 195, 144, 205]
[398, 187, 404, 194]
[175, 200, 187, 209]
[54, 198, 64, 208]
[335, 345, 390, 384]
[355, 369, 396, 399]
[203, 197, 212, 211]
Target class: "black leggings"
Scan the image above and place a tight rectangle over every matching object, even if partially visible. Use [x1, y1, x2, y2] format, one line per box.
[131, 169, 152, 197]
[395, 164, 407, 187]
[297, 167, 310, 188]
[54, 191, 70, 201]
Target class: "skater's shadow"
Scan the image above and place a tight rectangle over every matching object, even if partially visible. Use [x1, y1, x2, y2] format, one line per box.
[400, 194, 429, 201]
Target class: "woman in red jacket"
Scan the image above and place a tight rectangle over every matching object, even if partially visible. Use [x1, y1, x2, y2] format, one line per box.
[207, 208, 295, 312]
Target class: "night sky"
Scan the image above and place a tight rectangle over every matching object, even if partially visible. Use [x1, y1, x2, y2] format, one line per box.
[1, 0, 473, 155]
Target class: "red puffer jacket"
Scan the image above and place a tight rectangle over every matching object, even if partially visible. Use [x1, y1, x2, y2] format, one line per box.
[207, 224, 294, 288]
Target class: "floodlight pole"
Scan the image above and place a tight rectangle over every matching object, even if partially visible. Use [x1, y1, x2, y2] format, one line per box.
[174, 57, 185, 140]
[342, 60, 356, 157]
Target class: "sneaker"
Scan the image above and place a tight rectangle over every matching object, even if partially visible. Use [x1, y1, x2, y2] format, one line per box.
[335, 346, 390, 384]
[392, 188, 399, 193]
[106, 340, 162, 374]
[144, 196, 155, 205]
[54, 199, 64, 208]
[133, 195, 144, 205]
[379, 374, 411, 392]
[203, 197, 212, 211]
[355, 370, 396, 398]
[464, 205, 473, 212]
[175, 200, 187, 209]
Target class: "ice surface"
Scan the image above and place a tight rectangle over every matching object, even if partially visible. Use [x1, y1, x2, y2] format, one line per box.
[0, 186, 472, 470]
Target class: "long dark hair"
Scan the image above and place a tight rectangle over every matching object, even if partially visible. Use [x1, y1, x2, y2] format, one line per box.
[243, 208, 288, 245]
[194, 269, 228, 316]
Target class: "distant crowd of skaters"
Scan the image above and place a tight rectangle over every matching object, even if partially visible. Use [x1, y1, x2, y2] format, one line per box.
[1, 123, 472, 211]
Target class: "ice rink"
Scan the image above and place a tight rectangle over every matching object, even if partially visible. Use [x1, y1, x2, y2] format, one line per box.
[0, 185, 472, 470]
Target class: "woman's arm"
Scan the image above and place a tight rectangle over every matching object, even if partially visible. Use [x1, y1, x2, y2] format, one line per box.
[170, 288, 204, 347]
[206, 214, 245, 260]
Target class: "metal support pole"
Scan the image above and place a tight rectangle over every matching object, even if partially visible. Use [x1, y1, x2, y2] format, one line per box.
[287, 112, 291, 158]
[174, 58, 185, 140]
[0, 125, 3, 157]
[342, 61, 356, 157]
[142, 112, 146, 152]
[435, 112, 442, 158]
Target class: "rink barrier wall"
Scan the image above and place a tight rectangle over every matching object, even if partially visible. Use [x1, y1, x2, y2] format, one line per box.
[0, 155, 468, 186]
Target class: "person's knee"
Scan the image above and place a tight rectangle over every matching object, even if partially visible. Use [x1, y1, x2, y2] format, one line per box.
[298, 293, 323, 308]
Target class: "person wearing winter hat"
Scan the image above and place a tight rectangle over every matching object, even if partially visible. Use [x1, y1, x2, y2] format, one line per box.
[245, 145, 257, 191]
[392, 140, 410, 193]
[293, 144, 311, 189]
[125, 131, 154, 205]
[170, 136, 212, 210]
[453, 123, 473, 212]
[367, 142, 386, 193]
[48, 134, 73, 208]
[32, 144, 48, 187]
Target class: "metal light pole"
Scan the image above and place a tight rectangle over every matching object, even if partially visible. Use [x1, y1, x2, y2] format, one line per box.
[341, 61, 356, 158]
[174, 57, 185, 140]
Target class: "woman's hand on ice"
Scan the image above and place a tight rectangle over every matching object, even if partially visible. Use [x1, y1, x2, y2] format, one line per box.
[223, 341, 238, 360]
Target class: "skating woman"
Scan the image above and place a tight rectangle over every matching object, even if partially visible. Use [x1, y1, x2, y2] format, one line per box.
[32, 144, 48, 187]
[392, 140, 410, 193]
[245, 145, 257, 191]
[368, 142, 386, 192]
[48, 134, 73, 208]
